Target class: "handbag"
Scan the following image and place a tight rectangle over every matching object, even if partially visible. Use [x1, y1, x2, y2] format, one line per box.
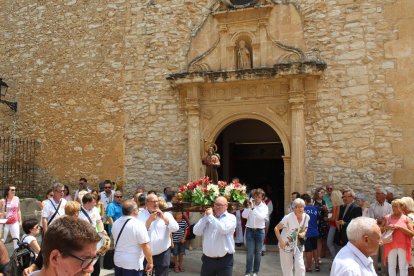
[4, 199, 17, 225]
[381, 215, 393, 244]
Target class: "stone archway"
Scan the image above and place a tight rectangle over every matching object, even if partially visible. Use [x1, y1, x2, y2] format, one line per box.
[202, 113, 291, 207]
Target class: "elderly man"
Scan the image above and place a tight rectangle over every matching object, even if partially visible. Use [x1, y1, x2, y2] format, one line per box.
[112, 200, 153, 276]
[29, 216, 101, 276]
[368, 187, 392, 273]
[384, 187, 395, 204]
[193, 196, 237, 276]
[331, 217, 381, 276]
[336, 189, 362, 246]
[41, 183, 67, 232]
[137, 193, 178, 276]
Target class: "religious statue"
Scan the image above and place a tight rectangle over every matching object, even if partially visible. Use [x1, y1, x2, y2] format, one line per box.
[237, 40, 252, 69]
[202, 144, 221, 184]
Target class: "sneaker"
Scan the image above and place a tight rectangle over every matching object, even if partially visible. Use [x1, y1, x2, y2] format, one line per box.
[252, 273, 258, 276]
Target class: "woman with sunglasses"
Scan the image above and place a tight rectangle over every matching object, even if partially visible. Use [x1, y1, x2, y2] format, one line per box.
[22, 218, 41, 257]
[0, 185, 21, 249]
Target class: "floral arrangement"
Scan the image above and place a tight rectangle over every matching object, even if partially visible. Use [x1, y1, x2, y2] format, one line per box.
[178, 176, 247, 206]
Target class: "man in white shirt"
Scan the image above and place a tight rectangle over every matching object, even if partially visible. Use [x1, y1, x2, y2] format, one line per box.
[74, 177, 92, 201]
[100, 180, 115, 210]
[112, 200, 153, 276]
[193, 196, 237, 276]
[367, 187, 392, 273]
[41, 183, 67, 232]
[137, 193, 178, 276]
[242, 188, 269, 276]
[79, 193, 106, 276]
[79, 193, 105, 232]
[331, 217, 380, 276]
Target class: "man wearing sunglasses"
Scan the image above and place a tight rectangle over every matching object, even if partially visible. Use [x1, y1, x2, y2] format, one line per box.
[42, 183, 67, 232]
[106, 190, 123, 236]
[29, 216, 101, 276]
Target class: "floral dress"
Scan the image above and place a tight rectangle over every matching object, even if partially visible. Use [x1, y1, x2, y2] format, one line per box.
[314, 199, 328, 239]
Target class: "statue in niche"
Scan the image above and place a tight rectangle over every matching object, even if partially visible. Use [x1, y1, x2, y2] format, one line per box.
[237, 40, 252, 69]
[202, 143, 220, 184]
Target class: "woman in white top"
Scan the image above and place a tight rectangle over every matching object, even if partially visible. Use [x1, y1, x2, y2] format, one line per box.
[0, 185, 22, 249]
[21, 218, 41, 257]
[242, 188, 269, 276]
[275, 197, 309, 276]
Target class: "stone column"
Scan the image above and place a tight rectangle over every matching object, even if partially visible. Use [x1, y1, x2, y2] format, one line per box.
[282, 155, 291, 212]
[186, 85, 202, 181]
[288, 78, 305, 194]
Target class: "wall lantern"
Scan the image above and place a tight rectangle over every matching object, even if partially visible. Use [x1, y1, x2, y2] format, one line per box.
[0, 78, 17, 112]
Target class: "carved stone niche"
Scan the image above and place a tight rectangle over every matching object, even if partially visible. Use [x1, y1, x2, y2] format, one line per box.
[179, 2, 326, 74]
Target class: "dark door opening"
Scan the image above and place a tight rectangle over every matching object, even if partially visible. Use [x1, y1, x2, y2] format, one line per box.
[215, 119, 285, 244]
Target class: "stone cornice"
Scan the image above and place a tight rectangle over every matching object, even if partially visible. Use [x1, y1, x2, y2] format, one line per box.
[167, 62, 327, 86]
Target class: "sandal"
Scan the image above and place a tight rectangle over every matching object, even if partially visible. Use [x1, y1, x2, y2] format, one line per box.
[179, 266, 185, 272]
[315, 266, 320, 272]
[174, 266, 180, 273]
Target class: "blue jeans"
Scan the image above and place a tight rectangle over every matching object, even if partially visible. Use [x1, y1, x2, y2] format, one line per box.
[245, 227, 265, 274]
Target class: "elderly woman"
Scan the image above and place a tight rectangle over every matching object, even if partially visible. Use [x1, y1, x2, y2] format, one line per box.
[275, 197, 309, 276]
[383, 199, 414, 276]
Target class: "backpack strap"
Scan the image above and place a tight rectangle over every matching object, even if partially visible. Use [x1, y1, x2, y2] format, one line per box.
[47, 199, 62, 226]
[81, 207, 93, 224]
[115, 218, 131, 248]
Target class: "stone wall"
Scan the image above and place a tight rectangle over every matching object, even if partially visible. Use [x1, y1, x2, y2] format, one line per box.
[0, 0, 413, 201]
[299, 0, 412, 199]
[0, 1, 127, 194]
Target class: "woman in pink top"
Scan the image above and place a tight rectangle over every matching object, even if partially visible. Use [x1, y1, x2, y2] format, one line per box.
[383, 199, 414, 276]
[0, 185, 22, 249]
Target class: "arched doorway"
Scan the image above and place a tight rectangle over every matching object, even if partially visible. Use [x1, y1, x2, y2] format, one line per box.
[215, 119, 284, 244]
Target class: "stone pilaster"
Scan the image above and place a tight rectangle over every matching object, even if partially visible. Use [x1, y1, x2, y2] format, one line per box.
[282, 155, 291, 211]
[186, 86, 202, 181]
[289, 78, 305, 194]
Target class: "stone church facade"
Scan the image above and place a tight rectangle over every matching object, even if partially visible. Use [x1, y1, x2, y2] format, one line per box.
[0, 0, 413, 206]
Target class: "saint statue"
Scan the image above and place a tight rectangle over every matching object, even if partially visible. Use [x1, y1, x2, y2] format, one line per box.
[202, 144, 221, 184]
[237, 40, 252, 69]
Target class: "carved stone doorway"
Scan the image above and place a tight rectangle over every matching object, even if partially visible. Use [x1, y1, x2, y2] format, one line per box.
[215, 118, 284, 244]
[167, 1, 327, 210]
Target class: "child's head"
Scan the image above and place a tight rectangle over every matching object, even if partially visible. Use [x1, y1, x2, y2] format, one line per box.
[173, 212, 183, 221]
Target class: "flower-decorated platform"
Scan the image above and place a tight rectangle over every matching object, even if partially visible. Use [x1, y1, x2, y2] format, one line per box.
[167, 177, 248, 212]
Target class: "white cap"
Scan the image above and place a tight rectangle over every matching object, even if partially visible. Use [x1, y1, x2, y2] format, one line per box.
[384, 186, 395, 194]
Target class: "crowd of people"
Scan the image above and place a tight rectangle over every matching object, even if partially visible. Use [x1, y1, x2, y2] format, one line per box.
[279, 184, 414, 276]
[1, 179, 414, 276]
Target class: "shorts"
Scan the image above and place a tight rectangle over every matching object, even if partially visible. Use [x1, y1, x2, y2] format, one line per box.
[172, 242, 186, 256]
[304, 237, 318, 252]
